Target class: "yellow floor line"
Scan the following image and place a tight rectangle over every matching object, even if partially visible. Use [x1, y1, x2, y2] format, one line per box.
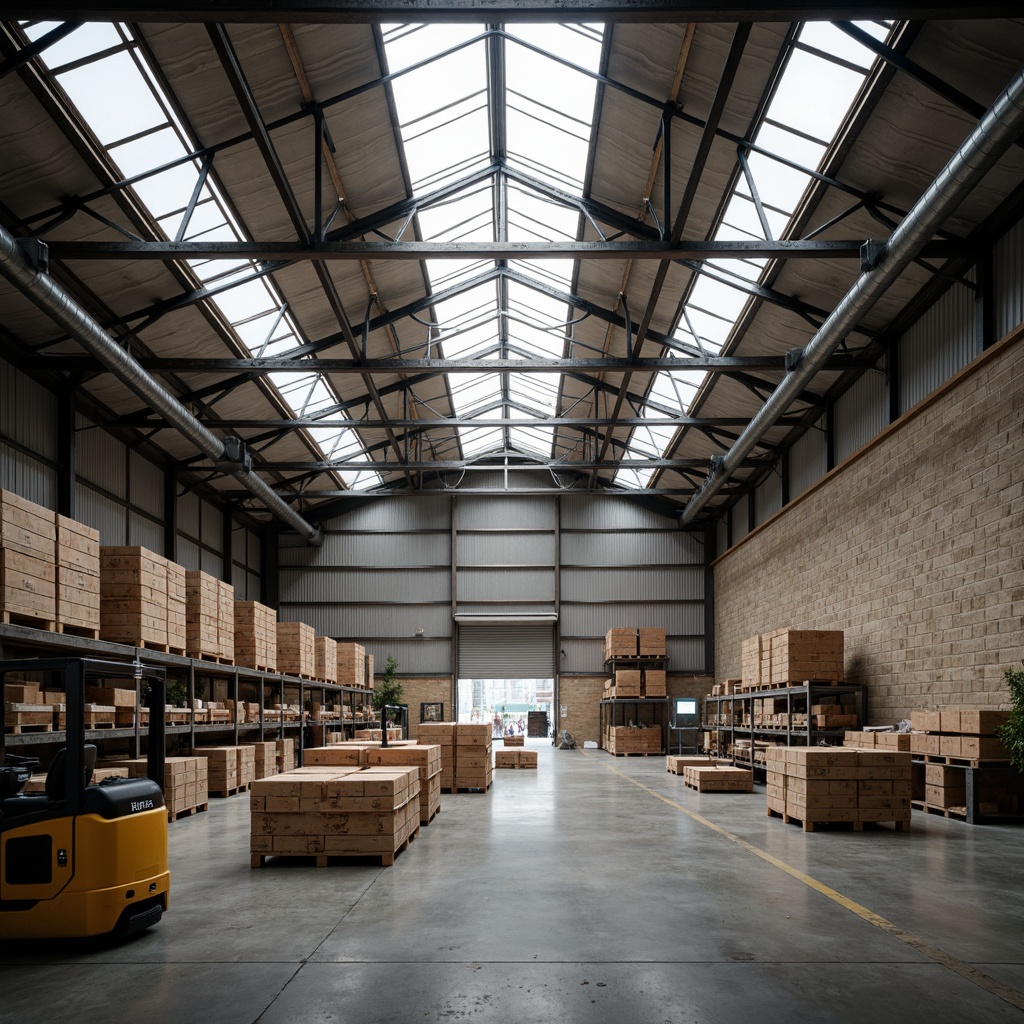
[602, 759, 1024, 1012]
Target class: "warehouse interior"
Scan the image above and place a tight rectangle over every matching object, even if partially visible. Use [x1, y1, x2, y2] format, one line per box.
[0, 2, 1022, 1021]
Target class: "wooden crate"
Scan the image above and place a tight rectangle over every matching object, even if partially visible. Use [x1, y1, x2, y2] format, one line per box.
[741, 635, 763, 689]
[1, 489, 56, 627]
[235, 601, 277, 671]
[683, 765, 754, 792]
[187, 746, 244, 796]
[54, 514, 100, 634]
[607, 726, 662, 755]
[185, 570, 226, 661]
[99, 546, 168, 648]
[604, 627, 637, 660]
[337, 642, 367, 687]
[250, 766, 420, 867]
[638, 627, 666, 656]
[277, 620, 315, 679]
[768, 629, 844, 685]
[643, 668, 667, 697]
[502, 734, 525, 747]
[315, 635, 338, 684]
[614, 669, 642, 697]
[124, 756, 209, 820]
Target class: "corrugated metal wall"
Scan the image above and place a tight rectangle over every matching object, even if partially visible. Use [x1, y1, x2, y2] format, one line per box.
[754, 467, 783, 527]
[0, 361, 57, 506]
[279, 496, 453, 674]
[994, 218, 1024, 339]
[899, 277, 977, 412]
[279, 489, 708, 677]
[789, 420, 827, 499]
[834, 368, 888, 464]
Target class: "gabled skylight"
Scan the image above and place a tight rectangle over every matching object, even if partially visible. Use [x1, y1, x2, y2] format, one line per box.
[22, 19, 381, 492]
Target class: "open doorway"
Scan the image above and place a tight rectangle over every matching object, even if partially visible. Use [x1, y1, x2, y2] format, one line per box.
[456, 679, 553, 738]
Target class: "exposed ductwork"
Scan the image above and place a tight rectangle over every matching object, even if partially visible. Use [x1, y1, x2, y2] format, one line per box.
[681, 64, 1024, 527]
[0, 224, 322, 545]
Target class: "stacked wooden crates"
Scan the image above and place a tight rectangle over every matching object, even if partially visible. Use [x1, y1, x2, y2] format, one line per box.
[234, 601, 277, 671]
[99, 546, 186, 653]
[0, 489, 56, 628]
[454, 723, 492, 792]
[249, 764, 420, 867]
[337, 642, 368, 688]
[277, 621, 315, 679]
[188, 746, 253, 797]
[606, 726, 662, 756]
[418, 722, 455, 790]
[185, 570, 235, 663]
[765, 747, 911, 831]
[252, 740, 278, 780]
[315, 636, 338, 684]
[741, 629, 844, 689]
[495, 748, 538, 769]
[54, 514, 100, 637]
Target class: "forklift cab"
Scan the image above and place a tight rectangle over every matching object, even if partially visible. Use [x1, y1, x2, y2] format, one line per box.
[0, 658, 171, 940]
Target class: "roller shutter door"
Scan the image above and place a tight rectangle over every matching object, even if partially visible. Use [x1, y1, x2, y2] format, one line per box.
[457, 622, 554, 678]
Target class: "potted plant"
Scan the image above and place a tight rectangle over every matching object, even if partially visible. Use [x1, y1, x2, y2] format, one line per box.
[372, 656, 403, 748]
[996, 662, 1024, 772]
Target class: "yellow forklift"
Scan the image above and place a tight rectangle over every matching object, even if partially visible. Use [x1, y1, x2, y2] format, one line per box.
[0, 657, 170, 939]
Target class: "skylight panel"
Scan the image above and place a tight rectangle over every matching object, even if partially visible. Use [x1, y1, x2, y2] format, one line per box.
[25, 21, 122, 66]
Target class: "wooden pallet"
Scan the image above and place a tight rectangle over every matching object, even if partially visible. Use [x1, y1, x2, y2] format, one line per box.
[914, 753, 1011, 769]
[169, 802, 209, 822]
[5, 713, 53, 734]
[188, 651, 235, 665]
[453, 782, 493, 793]
[54, 622, 101, 640]
[250, 826, 420, 869]
[767, 806, 910, 833]
[1, 610, 56, 630]
[210, 783, 251, 798]
[609, 750, 662, 757]
[911, 800, 967, 820]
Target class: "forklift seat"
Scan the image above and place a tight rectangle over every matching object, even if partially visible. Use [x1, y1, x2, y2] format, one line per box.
[1, 745, 97, 818]
[46, 744, 97, 802]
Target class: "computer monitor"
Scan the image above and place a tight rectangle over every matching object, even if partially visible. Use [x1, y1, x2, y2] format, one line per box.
[673, 697, 699, 728]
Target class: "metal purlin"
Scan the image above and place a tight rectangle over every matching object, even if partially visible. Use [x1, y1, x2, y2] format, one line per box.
[681, 64, 1024, 526]
[0, 221, 322, 545]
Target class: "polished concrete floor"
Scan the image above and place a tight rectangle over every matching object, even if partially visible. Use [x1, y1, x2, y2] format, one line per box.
[2, 741, 1023, 1023]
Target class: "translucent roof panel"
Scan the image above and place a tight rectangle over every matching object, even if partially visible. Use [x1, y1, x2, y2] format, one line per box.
[23, 21, 378, 494]
[383, 22, 603, 463]
[615, 20, 892, 490]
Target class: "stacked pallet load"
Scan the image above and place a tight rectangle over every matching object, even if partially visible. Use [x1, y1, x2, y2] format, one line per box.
[844, 730, 912, 751]
[277, 620, 315, 679]
[54, 514, 100, 637]
[494, 748, 538, 769]
[365, 652, 375, 689]
[235, 601, 277, 671]
[0, 489, 56, 629]
[910, 708, 1010, 762]
[741, 628, 844, 689]
[307, 744, 443, 825]
[252, 740, 278, 780]
[454, 723, 492, 792]
[99, 547, 168, 650]
[766, 747, 911, 832]
[337, 642, 367, 688]
[249, 764, 420, 867]
[607, 725, 662, 756]
[188, 746, 250, 797]
[503, 734, 524, 747]
[315, 635, 338, 684]
[682, 763, 754, 792]
[639, 627, 667, 656]
[184, 571, 235, 663]
[236, 744, 256, 791]
[3, 680, 53, 735]
[666, 754, 731, 775]
[124, 756, 208, 821]
[417, 722, 455, 789]
[604, 627, 638, 660]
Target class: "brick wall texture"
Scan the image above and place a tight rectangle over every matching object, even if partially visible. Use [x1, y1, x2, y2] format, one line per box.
[714, 330, 1023, 724]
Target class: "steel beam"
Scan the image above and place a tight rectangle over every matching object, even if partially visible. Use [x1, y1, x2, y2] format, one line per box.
[44, 238, 961, 261]
[32, 353, 872, 374]
[9, 3, 1017, 23]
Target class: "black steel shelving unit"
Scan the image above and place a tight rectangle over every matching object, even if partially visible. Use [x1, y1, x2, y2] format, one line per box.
[704, 682, 867, 773]
[0, 622, 377, 766]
